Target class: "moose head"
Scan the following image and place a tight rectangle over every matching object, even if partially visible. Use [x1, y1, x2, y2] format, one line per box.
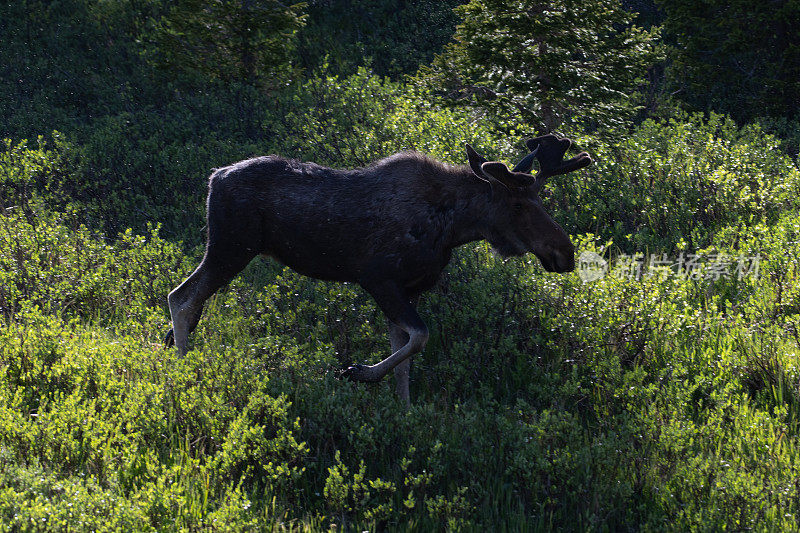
[465, 134, 592, 272]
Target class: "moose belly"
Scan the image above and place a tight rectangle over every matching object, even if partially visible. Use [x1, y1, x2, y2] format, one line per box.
[264, 238, 363, 283]
[260, 211, 450, 287]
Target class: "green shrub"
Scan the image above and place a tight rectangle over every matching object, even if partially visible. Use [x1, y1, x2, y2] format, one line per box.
[553, 113, 800, 253]
[0, 208, 191, 323]
[3, 74, 800, 529]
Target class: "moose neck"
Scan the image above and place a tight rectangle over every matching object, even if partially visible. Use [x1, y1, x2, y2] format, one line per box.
[442, 166, 499, 250]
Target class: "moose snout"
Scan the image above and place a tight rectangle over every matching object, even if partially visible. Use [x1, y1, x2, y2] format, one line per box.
[537, 245, 575, 273]
[556, 250, 576, 272]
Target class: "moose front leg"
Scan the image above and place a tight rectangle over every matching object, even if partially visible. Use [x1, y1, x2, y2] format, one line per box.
[389, 295, 420, 404]
[389, 324, 411, 404]
[343, 282, 428, 404]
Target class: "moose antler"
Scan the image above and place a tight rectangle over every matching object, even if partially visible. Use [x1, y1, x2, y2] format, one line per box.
[511, 146, 539, 173]
[466, 135, 590, 192]
[524, 134, 592, 179]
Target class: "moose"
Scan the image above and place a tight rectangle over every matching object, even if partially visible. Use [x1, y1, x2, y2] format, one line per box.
[165, 134, 592, 404]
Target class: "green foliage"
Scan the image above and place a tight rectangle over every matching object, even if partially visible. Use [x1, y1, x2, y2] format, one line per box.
[4, 3, 800, 529]
[297, 0, 463, 79]
[268, 67, 509, 170]
[151, 0, 307, 86]
[269, 67, 404, 167]
[3, 116, 800, 527]
[550, 112, 800, 252]
[422, 0, 664, 133]
[322, 450, 397, 526]
[211, 392, 307, 494]
[0, 0, 162, 139]
[0, 205, 190, 323]
[0, 135, 76, 217]
[659, 0, 800, 123]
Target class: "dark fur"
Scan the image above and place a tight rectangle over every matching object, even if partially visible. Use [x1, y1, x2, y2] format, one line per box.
[206, 153, 486, 289]
[166, 140, 588, 403]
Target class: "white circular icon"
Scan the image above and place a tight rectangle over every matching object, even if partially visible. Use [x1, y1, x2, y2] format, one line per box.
[578, 251, 608, 282]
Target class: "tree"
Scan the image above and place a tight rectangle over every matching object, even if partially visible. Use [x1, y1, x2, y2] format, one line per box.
[296, 0, 463, 79]
[658, 0, 800, 123]
[422, 0, 663, 133]
[154, 0, 307, 85]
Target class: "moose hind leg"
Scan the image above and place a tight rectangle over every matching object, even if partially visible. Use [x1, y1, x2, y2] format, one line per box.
[167, 248, 254, 355]
[167, 263, 214, 356]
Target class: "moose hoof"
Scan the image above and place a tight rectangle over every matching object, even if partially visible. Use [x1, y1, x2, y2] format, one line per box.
[341, 364, 381, 383]
[164, 328, 175, 348]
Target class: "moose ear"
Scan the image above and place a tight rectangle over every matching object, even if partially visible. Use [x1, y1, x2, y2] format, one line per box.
[465, 143, 488, 179]
[481, 161, 536, 189]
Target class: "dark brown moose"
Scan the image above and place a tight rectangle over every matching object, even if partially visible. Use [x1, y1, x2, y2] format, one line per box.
[165, 135, 592, 404]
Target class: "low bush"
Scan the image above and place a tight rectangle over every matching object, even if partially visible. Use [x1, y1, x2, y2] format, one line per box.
[1, 182, 799, 528]
[3, 84, 800, 529]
